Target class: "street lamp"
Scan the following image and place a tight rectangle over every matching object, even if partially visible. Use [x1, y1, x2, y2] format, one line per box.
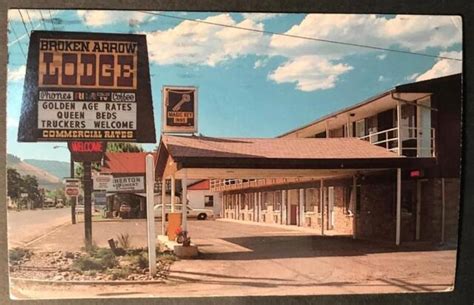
[53, 145, 76, 224]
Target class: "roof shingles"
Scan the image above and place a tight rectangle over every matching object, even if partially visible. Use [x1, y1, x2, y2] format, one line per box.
[163, 135, 402, 160]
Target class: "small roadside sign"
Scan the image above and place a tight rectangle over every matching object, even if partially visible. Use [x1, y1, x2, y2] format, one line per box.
[66, 188, 80, 196]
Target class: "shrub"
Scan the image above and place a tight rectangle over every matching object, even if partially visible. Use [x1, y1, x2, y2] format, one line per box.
[116, 233, 131, 249]
[9, 248, 31, 264]
[128, 252, 148, 269]
[72, 256, 104, 271]
[106, 267, 132, 280]
[72, 248, 116, 272]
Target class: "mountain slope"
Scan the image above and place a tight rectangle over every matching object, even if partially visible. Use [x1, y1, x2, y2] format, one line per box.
[7, 154, 64, 190]
[23, 159, 70, 180]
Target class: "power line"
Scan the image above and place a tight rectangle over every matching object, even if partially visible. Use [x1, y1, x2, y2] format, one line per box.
[48, 9, 54, 30]
[8, 25, 27, 60]
[17, 9, 30, 38]
[39, 10, 48, 30]
[139, 11, 462, 62]
[25, 10, 35, 31]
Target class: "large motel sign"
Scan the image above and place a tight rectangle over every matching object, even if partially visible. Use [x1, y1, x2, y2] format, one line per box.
[17, 31, 156, 250]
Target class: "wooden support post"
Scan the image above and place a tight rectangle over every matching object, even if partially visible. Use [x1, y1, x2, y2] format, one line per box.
[161, 178, 166, 235]
[171, 175, 176, 212]
[416, 180, 421, 241]
[83, 162, 92, 251]
[299, 188, 305, 227]
[320, 179, 324, 236]
[352, 175, 357, 239]
[441, 178, 446, 244]
[182, 170, 188, 231]
[396, 168, 402, 246]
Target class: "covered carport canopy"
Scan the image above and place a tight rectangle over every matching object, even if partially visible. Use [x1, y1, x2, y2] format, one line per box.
[156, 135, 435, 180]
[155, 135, 436, 245]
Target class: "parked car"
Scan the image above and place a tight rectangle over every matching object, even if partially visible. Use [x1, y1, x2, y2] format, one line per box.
[154, 204, 213, 220]
[119, 203, 132, 219]
[55, 202, 64, 208]
[43, 199, 55, 208]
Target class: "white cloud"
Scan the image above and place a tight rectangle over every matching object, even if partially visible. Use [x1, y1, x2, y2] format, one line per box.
[241, 13, 284, 22]
[8, 65, 26, 82]
[269, 14, 461, 59]
[143, 13, 461, 92]
[416, 51, 462, 81]
[254, 58, 269, 69]
[146, 14, 268, 66]
[406, 72, 420, 81]
[7, 117, 19, 128]
[77, 10, 152, 27]
[268, 55, 353, 91]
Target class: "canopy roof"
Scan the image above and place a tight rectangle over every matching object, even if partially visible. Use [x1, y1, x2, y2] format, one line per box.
[156, 135, 435, 180]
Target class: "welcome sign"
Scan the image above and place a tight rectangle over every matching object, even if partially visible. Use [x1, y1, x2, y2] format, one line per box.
[18, 31, 156, 143]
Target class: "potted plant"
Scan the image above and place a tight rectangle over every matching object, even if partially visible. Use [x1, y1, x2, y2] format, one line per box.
[175, 227, 191, 246]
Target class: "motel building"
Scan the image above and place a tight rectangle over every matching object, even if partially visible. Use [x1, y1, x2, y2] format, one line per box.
[155, 73, 461, 246]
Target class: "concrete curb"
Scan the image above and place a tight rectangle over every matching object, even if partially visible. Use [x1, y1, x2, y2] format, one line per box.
[10, 277, 166, 286]
[215, 218, 344, 236]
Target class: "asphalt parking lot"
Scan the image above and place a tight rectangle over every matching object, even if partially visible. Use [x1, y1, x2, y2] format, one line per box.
[19, 218, 456, 297]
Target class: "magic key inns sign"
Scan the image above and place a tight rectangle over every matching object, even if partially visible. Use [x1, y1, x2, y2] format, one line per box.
[18, 31, 156, 143]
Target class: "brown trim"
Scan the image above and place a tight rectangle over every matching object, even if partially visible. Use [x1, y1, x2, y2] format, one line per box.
[177, 157, 436, 170]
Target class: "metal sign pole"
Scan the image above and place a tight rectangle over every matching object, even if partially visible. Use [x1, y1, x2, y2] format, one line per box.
[83, 161, 93, 251]
[70, 153, 76, 225]
[146, 154, 156, 276]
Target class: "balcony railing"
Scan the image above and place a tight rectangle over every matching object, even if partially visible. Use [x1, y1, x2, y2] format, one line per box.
[359, 127, 435, 157]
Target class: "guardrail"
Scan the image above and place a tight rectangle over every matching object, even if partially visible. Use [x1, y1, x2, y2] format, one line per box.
[359, 127, 435, 157]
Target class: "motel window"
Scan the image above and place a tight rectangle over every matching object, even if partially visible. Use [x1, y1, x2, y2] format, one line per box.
[343, 187, 351, 215]
[355, 119, 366, 138]
[314, 131, 326, 138]
[273, 191, 281, 211]
[305, 188, 318, 213]
[204, 195, 214, 207]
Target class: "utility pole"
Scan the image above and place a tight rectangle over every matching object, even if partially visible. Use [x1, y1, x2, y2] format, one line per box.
[83, 161, 92, 250]
[70, 153, 76, 224]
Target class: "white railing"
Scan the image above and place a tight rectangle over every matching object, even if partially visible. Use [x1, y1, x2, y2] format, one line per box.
[359, 127, 435, 157]
[210, 178, 265, 192]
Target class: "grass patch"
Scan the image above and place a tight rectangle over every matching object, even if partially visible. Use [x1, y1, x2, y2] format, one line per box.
[72, 248, 116, 272]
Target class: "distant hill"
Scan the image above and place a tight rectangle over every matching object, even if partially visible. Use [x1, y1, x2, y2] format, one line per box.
[23, 159, 71, 180]
[7, 154, 66, 190]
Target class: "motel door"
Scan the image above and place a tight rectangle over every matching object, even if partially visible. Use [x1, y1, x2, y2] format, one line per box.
[417, 97, 432, 157]
[290, 205, 297, 225]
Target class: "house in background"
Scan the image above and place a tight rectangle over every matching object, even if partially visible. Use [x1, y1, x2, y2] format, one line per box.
[187, 180, 222, 216]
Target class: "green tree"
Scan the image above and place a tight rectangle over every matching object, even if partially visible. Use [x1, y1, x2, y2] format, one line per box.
[21, 175, 42, 208]
[7, 168, 22, 201]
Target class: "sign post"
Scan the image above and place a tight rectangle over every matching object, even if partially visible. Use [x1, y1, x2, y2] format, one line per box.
[83, 162, 93, 251]
[145, 154, 156, 276]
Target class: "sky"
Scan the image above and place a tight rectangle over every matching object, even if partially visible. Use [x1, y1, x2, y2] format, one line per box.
[7, 10, 462, 162]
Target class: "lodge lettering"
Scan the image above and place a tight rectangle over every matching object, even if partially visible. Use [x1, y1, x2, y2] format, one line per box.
[39, 39, 137, 89]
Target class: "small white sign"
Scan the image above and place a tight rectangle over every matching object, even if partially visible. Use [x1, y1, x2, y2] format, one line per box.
[93, 175, 144, 192]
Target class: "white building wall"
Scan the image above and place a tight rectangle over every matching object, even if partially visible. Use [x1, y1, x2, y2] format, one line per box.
[187, 190, 222, 216]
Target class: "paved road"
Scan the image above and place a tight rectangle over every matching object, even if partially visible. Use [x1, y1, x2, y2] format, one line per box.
[7, 208, 71, 248]
[14, 218, 457, 298]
